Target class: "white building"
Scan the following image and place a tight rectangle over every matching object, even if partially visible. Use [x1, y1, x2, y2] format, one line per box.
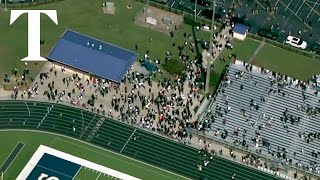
[232, 23, 249, 40]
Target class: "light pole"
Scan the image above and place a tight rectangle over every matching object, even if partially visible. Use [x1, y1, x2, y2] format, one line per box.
[194, 0, 197, 21]
[204, 1, 215, 94]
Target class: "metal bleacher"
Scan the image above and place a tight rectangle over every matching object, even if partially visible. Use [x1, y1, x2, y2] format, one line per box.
[203, 60, 320, 176]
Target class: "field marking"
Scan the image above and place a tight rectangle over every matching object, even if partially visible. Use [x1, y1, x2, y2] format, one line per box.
[81, 110, 84, 136]
[96, 172, 102, 180]
[48, 137, 58, 147]
[0, 130, 190, 180]
[295, 0, 305, 15]
[37, 164, 73, 178]
[278, 0, 312, 29]
[279, 10, 294, 35]
[304, 0, 320, 16]
[306, 0, 319, 18]
[285, 0, 293, 11]
[25, 102, 30, 116]
[197, 10, 202, 16]
[120, 129, 136, 153]
[170, 1, 175, 8]
[0, 142, 25, 173]
[72, 166, 82, 180]
[54, 137, 184, 180]
[260, 14, 270, 27]
[81, 114, 96, 138]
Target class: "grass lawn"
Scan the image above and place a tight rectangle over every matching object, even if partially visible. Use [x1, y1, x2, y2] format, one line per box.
[252, 44, 320, 81]
[205, 38, 261, 91]
[75, 167, 104, 180]
[0, 130, 185, 180]
[0, 0, 211, 87]
[216, 38, 261, 63]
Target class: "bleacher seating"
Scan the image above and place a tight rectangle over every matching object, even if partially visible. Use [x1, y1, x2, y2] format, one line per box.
[203, 60, 320, 175]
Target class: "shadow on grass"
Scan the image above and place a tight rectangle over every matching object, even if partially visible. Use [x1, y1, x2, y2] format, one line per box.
[191, 25, 201, 56]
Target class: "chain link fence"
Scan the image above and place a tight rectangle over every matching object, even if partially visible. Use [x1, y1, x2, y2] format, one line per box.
[0, 0, 63, 8]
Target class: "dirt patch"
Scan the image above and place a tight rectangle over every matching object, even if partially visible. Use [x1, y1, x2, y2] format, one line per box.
[134, 6, 183, 35]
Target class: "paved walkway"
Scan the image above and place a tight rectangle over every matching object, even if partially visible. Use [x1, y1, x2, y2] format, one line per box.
[202, 27, 232, 94]
[202, 27, 232, 68]
[248, 40, 266, 63]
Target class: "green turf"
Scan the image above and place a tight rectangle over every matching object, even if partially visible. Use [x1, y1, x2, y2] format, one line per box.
[217, 38, 261, 63]
[0, 131, 185, 180]
[75, 167, 104, 180]
[252, 44, 320, 81]
[0, 100, 280, 180]
[205, 38, 261, 91]
[0, 0, 211, 87]
[97, 174, 117, 180]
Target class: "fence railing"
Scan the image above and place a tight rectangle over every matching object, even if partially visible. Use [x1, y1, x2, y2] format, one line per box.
[192, 113, 320, 179]
[0, 0, 63, 8]
[133, 0, 221, 29]
[247, 33, 320, 60]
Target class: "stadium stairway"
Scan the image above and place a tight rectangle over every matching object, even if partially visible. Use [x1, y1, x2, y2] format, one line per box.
[203, 61, 320, 176]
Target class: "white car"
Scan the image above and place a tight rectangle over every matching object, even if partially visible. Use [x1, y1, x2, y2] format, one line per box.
[284, 36, 307, 49]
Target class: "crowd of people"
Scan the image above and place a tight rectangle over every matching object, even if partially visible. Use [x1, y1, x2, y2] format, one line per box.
[198, 60, 320, 179]
[4, 5, 318, 179]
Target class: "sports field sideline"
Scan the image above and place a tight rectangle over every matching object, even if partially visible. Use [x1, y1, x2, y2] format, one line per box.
[0, 100, 280, 180]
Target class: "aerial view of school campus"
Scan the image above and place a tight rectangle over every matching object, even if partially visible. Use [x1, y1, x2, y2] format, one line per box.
[0, 0, 320, 179]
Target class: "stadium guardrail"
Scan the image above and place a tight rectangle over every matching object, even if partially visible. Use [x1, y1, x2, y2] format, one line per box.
[0, 0, 64, 8]
[192, 129, 319, 178]
[189, 122, 320, 179]
[247, 33, 320, 60]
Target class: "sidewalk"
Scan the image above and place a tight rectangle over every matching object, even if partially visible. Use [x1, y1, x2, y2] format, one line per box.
[202, 26, 232, 68]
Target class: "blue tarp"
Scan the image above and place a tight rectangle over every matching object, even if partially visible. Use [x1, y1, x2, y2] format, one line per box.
[233, 23, 249, 35]
[47, 30, 138, 83]
[141, 61, 157, 72]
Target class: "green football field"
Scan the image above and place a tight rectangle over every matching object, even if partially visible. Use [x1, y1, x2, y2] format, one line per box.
[75, 167, 118, 180]
[0, 131, 185, 180]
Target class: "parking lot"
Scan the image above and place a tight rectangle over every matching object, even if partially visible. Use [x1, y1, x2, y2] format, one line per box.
[163, 0, 320, 51]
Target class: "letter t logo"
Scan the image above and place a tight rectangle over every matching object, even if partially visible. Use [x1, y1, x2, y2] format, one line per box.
[10, 10, 58, 61]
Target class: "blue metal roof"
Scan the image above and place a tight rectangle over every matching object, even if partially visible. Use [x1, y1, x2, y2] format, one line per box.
[47, 30, 138, 83]
[233, 23, 249, 35]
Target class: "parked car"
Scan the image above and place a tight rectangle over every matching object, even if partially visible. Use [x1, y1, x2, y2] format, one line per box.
[257, 29, 278, 40]
[311, 42, 320, 55]
[284, 35, 307, 49]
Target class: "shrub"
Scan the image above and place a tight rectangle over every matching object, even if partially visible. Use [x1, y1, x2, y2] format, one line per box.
[162, 59, 185, 75]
